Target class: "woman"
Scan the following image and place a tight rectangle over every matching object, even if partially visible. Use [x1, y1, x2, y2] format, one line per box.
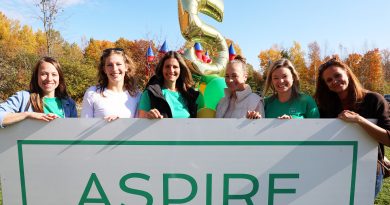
[138, 51, 199, 118]
[81, 48, 140, 121]
[0, 57, 77, 127]
[314, 57, 390, 197]
[216, 55, 264, 119]
[263, 58, 319, 119]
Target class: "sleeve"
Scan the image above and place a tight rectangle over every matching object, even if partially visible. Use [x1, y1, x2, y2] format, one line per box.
[80, 87, 95, 118]
[305, 95, 320, 118]
[0, 91, 25, 128]
[255, 97, 266, 118]
[68, 98, 78, 118]
[374, 93, 390, 131]
[138, 90, 151, 112]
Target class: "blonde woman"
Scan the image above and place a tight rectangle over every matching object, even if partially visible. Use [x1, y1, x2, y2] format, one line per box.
[263, 58, 319, 119]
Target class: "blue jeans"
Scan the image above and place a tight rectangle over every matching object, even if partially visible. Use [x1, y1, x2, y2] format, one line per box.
[375, 167, 384, 198]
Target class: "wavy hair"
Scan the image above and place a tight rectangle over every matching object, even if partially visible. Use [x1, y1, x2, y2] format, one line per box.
[314, 57, 365, 111]
[97, 48, 138, 96]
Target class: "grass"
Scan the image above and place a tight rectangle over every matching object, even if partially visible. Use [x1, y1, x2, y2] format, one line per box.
[375, 146, 390, 205]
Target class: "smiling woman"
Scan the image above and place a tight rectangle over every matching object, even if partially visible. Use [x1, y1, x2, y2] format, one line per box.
[138, 51, 199, 119]
[215, 55, 265, 119]
[263, 58, 319, 119]
[81, 48, 141, 121]
[314, 57, 390, 199]
[0, 57, 78, 128]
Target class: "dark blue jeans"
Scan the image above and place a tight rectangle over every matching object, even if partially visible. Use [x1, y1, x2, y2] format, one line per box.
[375, 167, 384, 198]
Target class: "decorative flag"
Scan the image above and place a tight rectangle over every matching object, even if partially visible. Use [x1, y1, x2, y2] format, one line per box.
[194, 42, 203, 60]
[159, 40, 168, 54]
[146, 45, 155, 63]
[229, 43, 236, 61]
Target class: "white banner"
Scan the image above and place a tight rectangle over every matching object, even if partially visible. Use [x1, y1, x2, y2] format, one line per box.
[0, 119, 378, 205]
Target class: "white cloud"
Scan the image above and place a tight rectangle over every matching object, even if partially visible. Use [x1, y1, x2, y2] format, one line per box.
[61, 0, 86, 7]
[0, 0, 37, 25]
[0, 0, 87, 28]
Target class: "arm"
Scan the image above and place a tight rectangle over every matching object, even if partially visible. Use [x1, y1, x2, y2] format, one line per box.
[246, 97, 265, 119]
[66, 98, 78, 118]
[3, 112, 58, 126]
[338, 110, 390, 146]
[1, 91, 55, 127]
[138, 109, 163, 119]
[137, 91, 163, 119]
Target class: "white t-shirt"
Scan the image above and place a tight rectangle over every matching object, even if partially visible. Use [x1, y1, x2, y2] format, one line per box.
[81, 86, 140, 118]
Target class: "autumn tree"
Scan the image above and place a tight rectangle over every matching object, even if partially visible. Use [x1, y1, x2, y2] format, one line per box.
[307, 41, 321, 86]
[359, 49, 383, 92]
[258, 45, 282, 79]
[124, 39, 157, 89]
[345, 53, 362, 79]
[246, 63, 264, 94]
[0, 12, 40, 99]
[382, 49, 390, 83]
[289, 41, 310, 93]
[84, 39, 115, 63]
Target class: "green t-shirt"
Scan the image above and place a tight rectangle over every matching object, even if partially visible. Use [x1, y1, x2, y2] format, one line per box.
[264, 94, 319, 119]
[139, 89, 190, 118]
[43, 97, 64, 118]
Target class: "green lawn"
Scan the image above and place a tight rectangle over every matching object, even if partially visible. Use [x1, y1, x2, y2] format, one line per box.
[375, 146, 390, 205]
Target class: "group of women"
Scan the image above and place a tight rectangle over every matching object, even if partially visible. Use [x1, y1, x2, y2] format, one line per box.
[0, 48, 389, 198]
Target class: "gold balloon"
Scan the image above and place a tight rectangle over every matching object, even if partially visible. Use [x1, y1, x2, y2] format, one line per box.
[178, 0, 228, 74]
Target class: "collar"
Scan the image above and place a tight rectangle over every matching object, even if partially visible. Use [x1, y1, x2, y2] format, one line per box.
[224, 85, 253, 102]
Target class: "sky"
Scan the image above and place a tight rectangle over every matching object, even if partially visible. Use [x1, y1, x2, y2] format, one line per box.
[1, 0, 390, 69]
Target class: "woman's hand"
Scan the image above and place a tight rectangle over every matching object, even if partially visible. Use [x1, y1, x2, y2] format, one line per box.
[28, 112, 58, 122]
[338, 110, 362, 123]
[104, 115, 119, 122]
[278, 114, 292, 119]
[145, 109, 164, 119]
[246, 111, 262, 119]
[338, 109, 390, 146]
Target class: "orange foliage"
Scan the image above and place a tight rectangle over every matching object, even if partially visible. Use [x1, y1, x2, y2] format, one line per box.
[258, 45, 282, 77]
[359, 49, 383, 92]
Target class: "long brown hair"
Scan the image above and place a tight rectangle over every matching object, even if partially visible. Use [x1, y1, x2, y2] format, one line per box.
[97, 48, 138, 96]
[29, 57, 69, 112]
[263, 58, 301, 100]
[314, 57, 365, 111]
[155, 51, 194, 94]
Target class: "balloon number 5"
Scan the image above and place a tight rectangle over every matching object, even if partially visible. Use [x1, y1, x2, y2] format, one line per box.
[178, 0, 229, 74]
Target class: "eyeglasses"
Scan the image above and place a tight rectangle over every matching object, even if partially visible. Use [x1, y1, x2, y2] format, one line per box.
[103, 48, 124, 53]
